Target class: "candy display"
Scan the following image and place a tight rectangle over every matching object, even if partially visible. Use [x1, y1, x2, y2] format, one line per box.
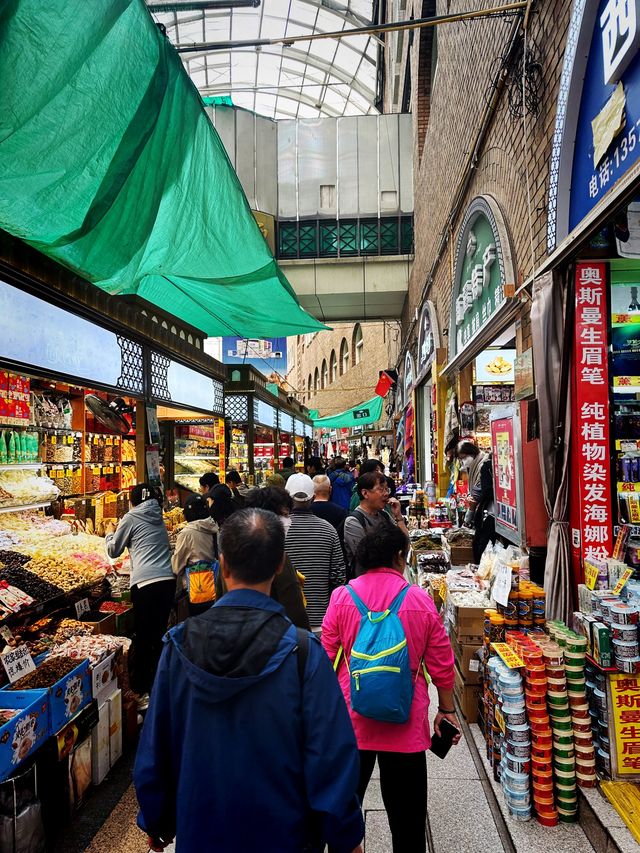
[481, 626, 596, 826]
[9, 655, 79, 690]
[0, 566, 64, 604]
[0, 470, 59, 507]
[49, 633, 128, 666]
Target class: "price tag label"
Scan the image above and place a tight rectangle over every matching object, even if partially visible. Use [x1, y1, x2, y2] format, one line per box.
[74, 598, 90, 618]
[495, 706, 506, 733]
[0, 626, 14, 643]
[50, 436, 57, 445]
[491, 643, 524, 669]
[613, 568, 634, 596]
[584, 561, 599, 591]
[106, 437, 113, 446]
[492, 560, 512, 608]
[1, 645, 36, 684]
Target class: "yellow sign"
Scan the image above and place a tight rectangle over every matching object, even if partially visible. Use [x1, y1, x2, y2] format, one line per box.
[495, 706, 506, 733]
[491, 643, 524, 669]
[610, 673, 640, 776]
[619, 481, 640, 494]
[584, 560, 600, 591]
[613, 376, 640, 387]
[613, 569, 634, 596]
[628, 496, 640, 525]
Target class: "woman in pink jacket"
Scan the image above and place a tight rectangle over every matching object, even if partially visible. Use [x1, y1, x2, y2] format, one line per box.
[321, 525, 458, 853]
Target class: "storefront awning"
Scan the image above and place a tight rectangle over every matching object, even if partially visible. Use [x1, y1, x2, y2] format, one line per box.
[0, 0, 326, 338]
[311, 395, 383, 428]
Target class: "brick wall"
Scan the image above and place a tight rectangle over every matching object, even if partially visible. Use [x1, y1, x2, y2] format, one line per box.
[401, 0, 572, 356]
[288, 322, 401, 417]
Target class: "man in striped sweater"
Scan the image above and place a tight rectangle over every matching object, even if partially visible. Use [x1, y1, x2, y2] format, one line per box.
[285, 474, 346, 633]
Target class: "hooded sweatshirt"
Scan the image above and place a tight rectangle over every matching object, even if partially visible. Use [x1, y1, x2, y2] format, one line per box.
[171, 517, 219, 575]
[105, 500, 173, 588]
[134, 590, 364, 852]
[328, 469, 355, 510]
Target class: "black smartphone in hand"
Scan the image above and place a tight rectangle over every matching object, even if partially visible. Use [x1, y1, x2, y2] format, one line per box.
[429, 718, 460, 759]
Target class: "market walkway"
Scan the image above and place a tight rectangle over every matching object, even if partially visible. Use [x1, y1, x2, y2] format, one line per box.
[62, 681, 635, 853]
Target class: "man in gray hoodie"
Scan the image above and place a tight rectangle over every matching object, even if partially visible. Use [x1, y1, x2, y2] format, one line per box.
[106, 484, 174, 708]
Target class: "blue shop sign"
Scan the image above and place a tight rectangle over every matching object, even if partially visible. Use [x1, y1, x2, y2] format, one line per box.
[549, 0, 640, 250]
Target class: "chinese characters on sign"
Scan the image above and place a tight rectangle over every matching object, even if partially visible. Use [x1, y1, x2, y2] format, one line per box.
[610, 673, 640, 775]
[1, 645, 35, 684]
[574, 263, 613, 566]
[491, 416, 518, 531]
[600, 0, 640, 85]
[491, 643, 525, 669]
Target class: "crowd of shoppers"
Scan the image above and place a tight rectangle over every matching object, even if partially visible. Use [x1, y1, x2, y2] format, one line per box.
[108, 459, 459, 852]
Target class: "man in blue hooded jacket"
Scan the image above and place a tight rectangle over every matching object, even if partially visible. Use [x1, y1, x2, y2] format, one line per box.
[134, 508, 364, 853]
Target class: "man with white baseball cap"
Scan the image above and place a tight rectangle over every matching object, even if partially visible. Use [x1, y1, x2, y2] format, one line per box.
[285, 474, 346, 632]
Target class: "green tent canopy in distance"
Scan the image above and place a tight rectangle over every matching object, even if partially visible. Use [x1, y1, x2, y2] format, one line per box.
[0, 0, 326, 338]
[311, 396, 384, 429]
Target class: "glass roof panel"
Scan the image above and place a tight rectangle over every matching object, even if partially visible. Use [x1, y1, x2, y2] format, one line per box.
[148, 0, 379, 120]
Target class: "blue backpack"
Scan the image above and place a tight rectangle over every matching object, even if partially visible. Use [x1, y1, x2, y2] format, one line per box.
[339, 585, 414, 724]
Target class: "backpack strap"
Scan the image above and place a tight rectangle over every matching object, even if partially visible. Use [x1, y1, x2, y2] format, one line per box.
[387, 585, 411, 615]
[295, 627, 309, 687]
[345, 585, 370, 617]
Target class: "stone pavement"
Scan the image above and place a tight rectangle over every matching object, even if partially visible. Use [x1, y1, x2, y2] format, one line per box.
[57, 682, 640, 852]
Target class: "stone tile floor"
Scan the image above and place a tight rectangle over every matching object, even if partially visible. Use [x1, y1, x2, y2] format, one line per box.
[70, 684, 640, 852]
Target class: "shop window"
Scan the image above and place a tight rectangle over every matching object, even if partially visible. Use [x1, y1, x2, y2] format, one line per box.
[314, 368, 320, 391]
[321, 359, 328, 389]
[319, 221, 339, 257]
[340, 338, 349, 374]
[339, 221, 358, 256]
[353, 324, 364, 365]
[330, 350, 337, 383]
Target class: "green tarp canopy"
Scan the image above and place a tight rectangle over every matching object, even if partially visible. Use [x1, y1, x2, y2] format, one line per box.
[0, 0, 326, 338]
[311, 395, 384, 428]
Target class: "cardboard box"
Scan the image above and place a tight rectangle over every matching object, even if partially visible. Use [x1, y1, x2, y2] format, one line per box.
[451, 603, 484, 644]
[69, 736, 92, 810]
[108, 688, 123, 767]
[592, 622, 613, 668]
[91, 653, 116, 699]
[449, 544, 475, 566]
[451, 635, 482, 685]
[454, 665, 482, 723]
[0, 691, 48, 782]
[81, 611, 116, 636]
[91, 700, 110, 786]
[7, 659, 92, 736]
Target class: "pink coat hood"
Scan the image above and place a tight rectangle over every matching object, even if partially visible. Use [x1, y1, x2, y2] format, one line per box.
[321, 569, 455, 753]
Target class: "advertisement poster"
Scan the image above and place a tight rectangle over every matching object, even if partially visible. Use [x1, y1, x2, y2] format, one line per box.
[222, 337, 287, 377]
[610, 673, 640, 776]
[475, 349, 516, 384]
[573, 262, 613, 565]
[491, 414, 518, 532]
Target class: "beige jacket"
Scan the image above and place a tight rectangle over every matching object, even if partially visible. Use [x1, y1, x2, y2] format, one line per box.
[172, 517, 219, 574]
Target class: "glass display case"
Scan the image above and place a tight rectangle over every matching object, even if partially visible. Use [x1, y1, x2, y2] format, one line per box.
[228, 426, 249, 476]
[254, 426, 276, 485]
[173, 419, 225, 492]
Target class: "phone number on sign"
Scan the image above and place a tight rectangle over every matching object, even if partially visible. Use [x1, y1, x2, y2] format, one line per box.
[588, 119, 640, 200]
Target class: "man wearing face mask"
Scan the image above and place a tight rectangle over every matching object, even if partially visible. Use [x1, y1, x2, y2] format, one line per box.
[457, 441, 496, 562]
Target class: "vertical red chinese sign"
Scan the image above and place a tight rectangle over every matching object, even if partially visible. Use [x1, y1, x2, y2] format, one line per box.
[574, 262, 613, 567]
